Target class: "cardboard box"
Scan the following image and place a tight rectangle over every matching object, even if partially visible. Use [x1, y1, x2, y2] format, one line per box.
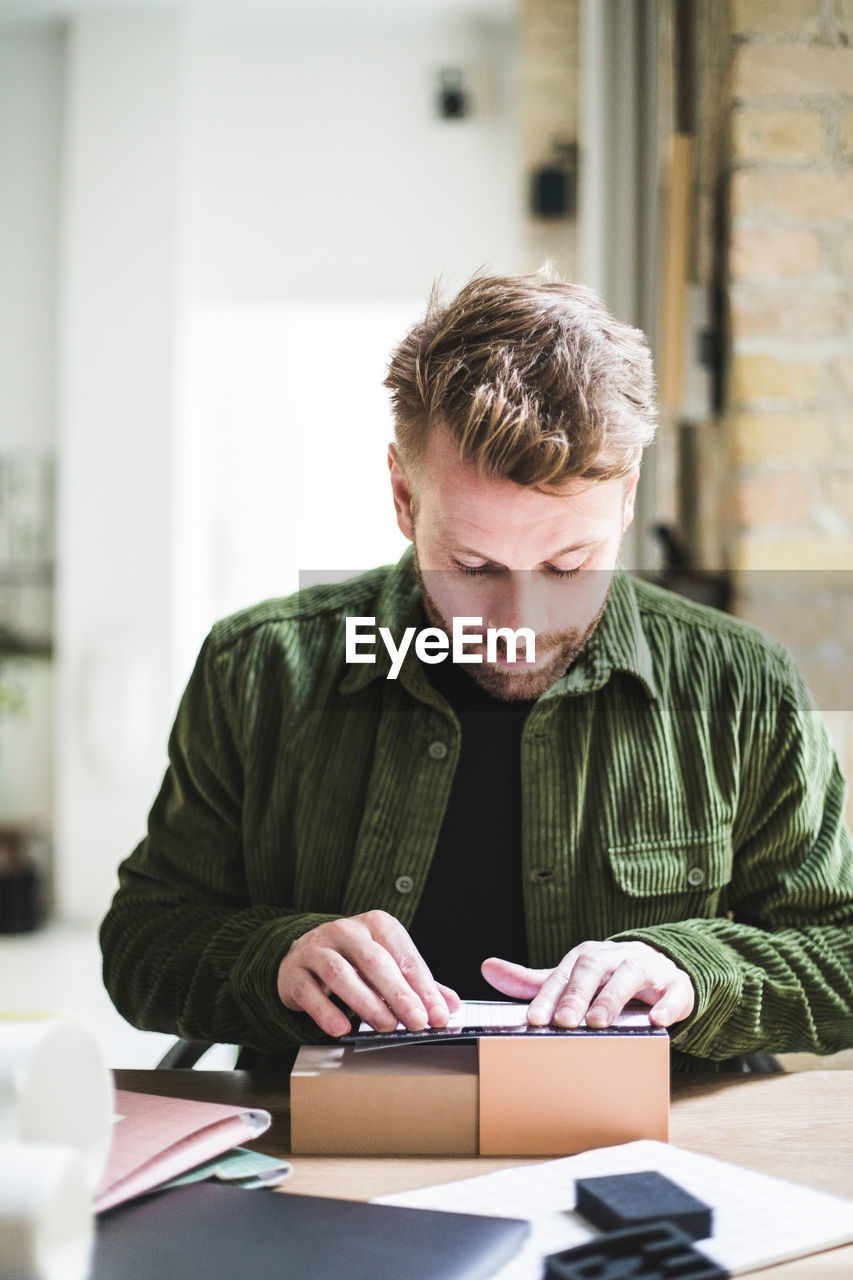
[290, 1043, 479, 1155]
[290, 1031, 669, 1157]
[478, 1031, 670, 1155]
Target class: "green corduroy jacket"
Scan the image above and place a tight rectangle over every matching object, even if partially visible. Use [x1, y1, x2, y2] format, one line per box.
[100, 551, 853, 1070]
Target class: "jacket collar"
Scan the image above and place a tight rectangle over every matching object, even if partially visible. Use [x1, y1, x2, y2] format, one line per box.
[542, 565, 659, 702]
[338, 547, 422, 694]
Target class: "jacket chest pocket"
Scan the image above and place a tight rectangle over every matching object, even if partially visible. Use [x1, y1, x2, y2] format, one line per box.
[605, 834, 733, 929]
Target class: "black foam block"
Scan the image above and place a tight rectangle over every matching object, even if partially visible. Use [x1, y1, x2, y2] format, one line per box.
[575, 1170, 713, 1241]
[544, 1221, 728, 1280]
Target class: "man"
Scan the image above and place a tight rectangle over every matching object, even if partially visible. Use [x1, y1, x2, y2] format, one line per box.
[100, 273, 853, 1072]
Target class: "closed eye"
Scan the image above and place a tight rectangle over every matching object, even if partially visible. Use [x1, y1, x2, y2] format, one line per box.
[452, 559, 494, 578]
[452, 559, 582, 580]
[545, 566, 582, 579]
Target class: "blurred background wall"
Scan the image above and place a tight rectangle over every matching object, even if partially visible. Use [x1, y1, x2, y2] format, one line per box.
[724, 0, 853, 794]
[0, 0, 850, 940]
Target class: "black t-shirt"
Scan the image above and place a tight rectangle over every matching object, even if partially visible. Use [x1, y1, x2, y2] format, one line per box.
[408, 655, 536, 999]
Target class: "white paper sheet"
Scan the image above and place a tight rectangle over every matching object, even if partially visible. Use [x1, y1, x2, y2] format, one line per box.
[375, 1139, 853, 1278]
[359, 999, 653, 1034]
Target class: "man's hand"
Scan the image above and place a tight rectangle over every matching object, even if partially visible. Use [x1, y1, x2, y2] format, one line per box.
[481, 940, 695, 1029]
[277, 910, 460, 1037]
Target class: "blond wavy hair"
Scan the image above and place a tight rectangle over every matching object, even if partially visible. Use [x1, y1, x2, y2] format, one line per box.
[385, 271, 656, 485]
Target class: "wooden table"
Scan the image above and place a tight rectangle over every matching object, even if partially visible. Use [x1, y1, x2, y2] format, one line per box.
[115, 1068, 853, 1279]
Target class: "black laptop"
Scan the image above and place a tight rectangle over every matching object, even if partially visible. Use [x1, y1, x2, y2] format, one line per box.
[94, 1181, 530, 1280]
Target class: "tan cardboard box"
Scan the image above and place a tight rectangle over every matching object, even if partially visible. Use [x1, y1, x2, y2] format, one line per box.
[291, 1031, 669, 1157]
[290, 1043, 479, 1155]
[478, 1031, 670, 1155]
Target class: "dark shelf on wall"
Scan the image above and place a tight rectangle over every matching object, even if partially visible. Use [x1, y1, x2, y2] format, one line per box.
[635, 569, 731, 614]
[0, 563, 54, 586]
[636, 524, 731, 614]
[0, 626, 53, 659]
[0, 562, 54, 657]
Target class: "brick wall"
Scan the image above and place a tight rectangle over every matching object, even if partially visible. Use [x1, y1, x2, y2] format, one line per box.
[516, 0, 851, 802]
[726, 0, 853, 804]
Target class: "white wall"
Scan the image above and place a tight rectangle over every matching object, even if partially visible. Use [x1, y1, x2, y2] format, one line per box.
[0, 26, 63, 838]
[175, 301, 418, 679]
[186, 7, 520, 301]
[55, 11, 186, 923]
[37, 2, 522, 924]
[173, 3, 521, 677]
[0, 24, 63, 454]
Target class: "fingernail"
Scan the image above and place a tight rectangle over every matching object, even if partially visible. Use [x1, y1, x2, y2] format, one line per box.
[554, 1009, 580, 1028]
[527, 1002, 549, 1026]
[403, 1002, 430, 1030]
[428, 1003, 449, 1026]
[587, 1004, 610, 1026]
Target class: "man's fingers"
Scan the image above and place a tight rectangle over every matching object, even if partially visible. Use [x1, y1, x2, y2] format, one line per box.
[282, 944, 405, 1032]
[507, 942, 697, 1030]
[480, 956, 549, 1000]
[277, 969, 356, 1038]
[437, 982, 462, 1013]
[335, 933, 432, 1030]
[541, 947, 614, 1027]
[580, 957, 654, 1027]
[583, 958, 695, 1028]
[553, 953, 695, 1029]
[483, 952, 614, 1026]
[526, 965, 582, 1026]
[285, 945, 425, 1033]
[367, 912, 451, 1026]
[396, 949, 450, 1026]
[278, 912, 452, 1035]
[649, 974, 695, 1026]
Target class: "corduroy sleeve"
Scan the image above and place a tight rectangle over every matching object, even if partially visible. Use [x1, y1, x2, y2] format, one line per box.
[612, 662, 853, 1061]
[99, 632, 340, 1053]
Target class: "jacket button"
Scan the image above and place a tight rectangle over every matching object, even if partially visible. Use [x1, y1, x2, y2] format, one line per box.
[395, 875, 414, 894]
[530, 868, 556, 884]
[687, 866, 705, 887]
[428, 741, 448, 760]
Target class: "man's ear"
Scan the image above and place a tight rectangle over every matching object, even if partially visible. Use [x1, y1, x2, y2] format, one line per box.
[388, 444, 415, 541]
[622, 469, 640, 532]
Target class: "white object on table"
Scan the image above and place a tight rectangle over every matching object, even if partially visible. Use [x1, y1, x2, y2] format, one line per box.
[0, 1016, 113, 1191]
[359, 999, 653, 1033]
[0, 1142, 93, 1280]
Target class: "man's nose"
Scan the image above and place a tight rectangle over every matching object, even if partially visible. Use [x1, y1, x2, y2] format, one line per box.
[487, 571, 549, 636]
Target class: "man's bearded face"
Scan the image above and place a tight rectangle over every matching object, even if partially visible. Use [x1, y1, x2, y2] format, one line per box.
[390, 428, 637, 702]
[414, 556, 612, 701]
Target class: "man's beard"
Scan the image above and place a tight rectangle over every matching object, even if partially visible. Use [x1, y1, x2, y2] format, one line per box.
[414, 555, 612, 702]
